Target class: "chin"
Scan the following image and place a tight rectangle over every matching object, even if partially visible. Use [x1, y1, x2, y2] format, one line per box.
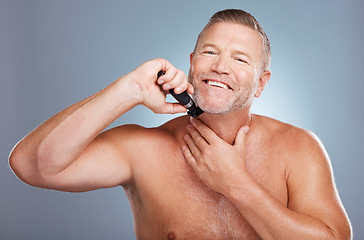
[194, 94, 254, 115]
[194, 97, 235, 114]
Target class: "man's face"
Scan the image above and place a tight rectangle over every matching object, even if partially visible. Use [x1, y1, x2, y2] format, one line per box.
[189, 22, 264, 114]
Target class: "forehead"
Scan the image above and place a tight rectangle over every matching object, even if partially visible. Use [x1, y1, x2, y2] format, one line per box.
[197, 22, 263, 59]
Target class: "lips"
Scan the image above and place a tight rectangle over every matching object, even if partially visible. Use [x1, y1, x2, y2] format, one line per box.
[203, 80, 232, 90]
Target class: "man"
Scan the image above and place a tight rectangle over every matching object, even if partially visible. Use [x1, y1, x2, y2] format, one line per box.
[9, 9, 351, 240]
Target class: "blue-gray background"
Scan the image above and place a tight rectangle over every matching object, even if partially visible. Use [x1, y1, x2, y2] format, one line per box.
[1, 0, 363, 239]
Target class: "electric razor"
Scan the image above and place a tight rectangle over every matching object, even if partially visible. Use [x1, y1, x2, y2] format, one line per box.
[157, 70, 204, 118]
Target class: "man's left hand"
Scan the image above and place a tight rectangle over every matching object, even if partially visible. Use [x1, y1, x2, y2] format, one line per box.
[182, 118, 250, 195]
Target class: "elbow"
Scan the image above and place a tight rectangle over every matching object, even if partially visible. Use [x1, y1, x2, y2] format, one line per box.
[8, 142, 44, 187]
[9, 145, 30, 184]
[333, 230, 353, 240]
[336, 215, 353, 240]
[339, 223, 353, 240]
[327, 221, 353, 240]
[8, 148, 19, 177]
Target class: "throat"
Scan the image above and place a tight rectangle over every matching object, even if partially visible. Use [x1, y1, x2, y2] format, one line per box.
[197, 112, 253, 145]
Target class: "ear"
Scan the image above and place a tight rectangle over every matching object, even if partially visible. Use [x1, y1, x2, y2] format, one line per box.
[190, 52, 194, 64]
[254, 70, 271, 98]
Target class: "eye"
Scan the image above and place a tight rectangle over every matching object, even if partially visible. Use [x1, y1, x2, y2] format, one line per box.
[235, 58, 248, 64]
[203, 51, 216, 55]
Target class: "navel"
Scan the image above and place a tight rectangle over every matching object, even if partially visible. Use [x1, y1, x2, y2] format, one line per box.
[167, 232, 176, 240]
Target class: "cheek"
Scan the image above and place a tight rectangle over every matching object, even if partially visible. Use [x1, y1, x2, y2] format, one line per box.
[191, 57, 211, 73]
[234, 68, 256, 88]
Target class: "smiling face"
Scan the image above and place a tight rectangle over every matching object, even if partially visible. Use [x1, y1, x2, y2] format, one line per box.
[189, 22, 270, 114]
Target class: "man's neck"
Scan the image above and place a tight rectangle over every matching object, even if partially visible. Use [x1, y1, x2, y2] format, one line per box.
[196, 107, 252, 145]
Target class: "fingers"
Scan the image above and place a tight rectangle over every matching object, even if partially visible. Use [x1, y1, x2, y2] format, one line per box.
[189, 118, 221, 145]
[234, 126, 250, 148]
[159, 102, 187, 114]
[132, 58, 194, 114]
[134, 58, 189, 93]
[158, 68, 189, 94]
[181, 145, 197, 169]
[183, 119, 216, 162]
[186, 83, 195, 95]
[186, 123, 209, 150]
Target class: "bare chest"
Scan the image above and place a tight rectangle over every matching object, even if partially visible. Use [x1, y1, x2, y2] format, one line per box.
[127, 141, 287, 240]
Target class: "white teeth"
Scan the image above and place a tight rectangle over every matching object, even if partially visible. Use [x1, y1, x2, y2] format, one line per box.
[206, 80, 229, 89]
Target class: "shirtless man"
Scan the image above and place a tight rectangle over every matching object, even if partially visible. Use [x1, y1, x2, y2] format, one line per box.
[9, 9, 351, 240]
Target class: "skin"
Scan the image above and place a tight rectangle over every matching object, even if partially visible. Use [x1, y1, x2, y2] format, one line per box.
[9, 22, 351, 239]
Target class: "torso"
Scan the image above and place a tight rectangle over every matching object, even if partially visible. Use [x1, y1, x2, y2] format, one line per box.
[122, 115, 291, 240]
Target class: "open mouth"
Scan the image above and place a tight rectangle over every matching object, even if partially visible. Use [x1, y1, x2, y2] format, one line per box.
[204, 80, 232, 90]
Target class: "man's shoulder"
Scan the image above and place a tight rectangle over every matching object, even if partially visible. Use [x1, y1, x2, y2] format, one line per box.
[256, 114, 321, 152]
[257, 115, 328, 168]
[105, 115, 188, 143]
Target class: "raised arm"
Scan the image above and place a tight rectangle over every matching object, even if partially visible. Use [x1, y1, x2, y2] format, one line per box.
[9, 58, 192, 192]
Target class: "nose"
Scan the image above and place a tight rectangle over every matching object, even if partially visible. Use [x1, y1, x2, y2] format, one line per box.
[211, 54, 231, 75]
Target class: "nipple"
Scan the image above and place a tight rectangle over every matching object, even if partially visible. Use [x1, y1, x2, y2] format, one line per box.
[167, 232, 176, 240]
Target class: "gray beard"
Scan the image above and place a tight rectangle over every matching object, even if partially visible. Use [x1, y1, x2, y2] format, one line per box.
[192, 89, 255, 115]
[188, 68, 259, 114]
[191, 79, 258, 115]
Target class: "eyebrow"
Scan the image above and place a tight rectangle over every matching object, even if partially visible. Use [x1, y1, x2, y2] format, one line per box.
[200, 43, 217, 49]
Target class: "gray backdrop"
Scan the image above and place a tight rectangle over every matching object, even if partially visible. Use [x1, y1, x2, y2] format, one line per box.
[1, 0, 363, 239]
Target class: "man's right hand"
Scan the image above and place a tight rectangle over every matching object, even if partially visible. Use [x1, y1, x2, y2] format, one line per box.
[128, 58, 194, 114]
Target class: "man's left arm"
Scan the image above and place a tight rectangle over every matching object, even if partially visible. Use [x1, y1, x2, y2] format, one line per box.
[182, 118, 352, 240]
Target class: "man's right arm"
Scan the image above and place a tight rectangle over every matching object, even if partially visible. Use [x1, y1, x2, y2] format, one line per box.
[9, 58, 192, 192]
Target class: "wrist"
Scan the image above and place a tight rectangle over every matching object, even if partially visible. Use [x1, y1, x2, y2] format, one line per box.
[226, 174, 262, 206]
[115, 72, 144, 106]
